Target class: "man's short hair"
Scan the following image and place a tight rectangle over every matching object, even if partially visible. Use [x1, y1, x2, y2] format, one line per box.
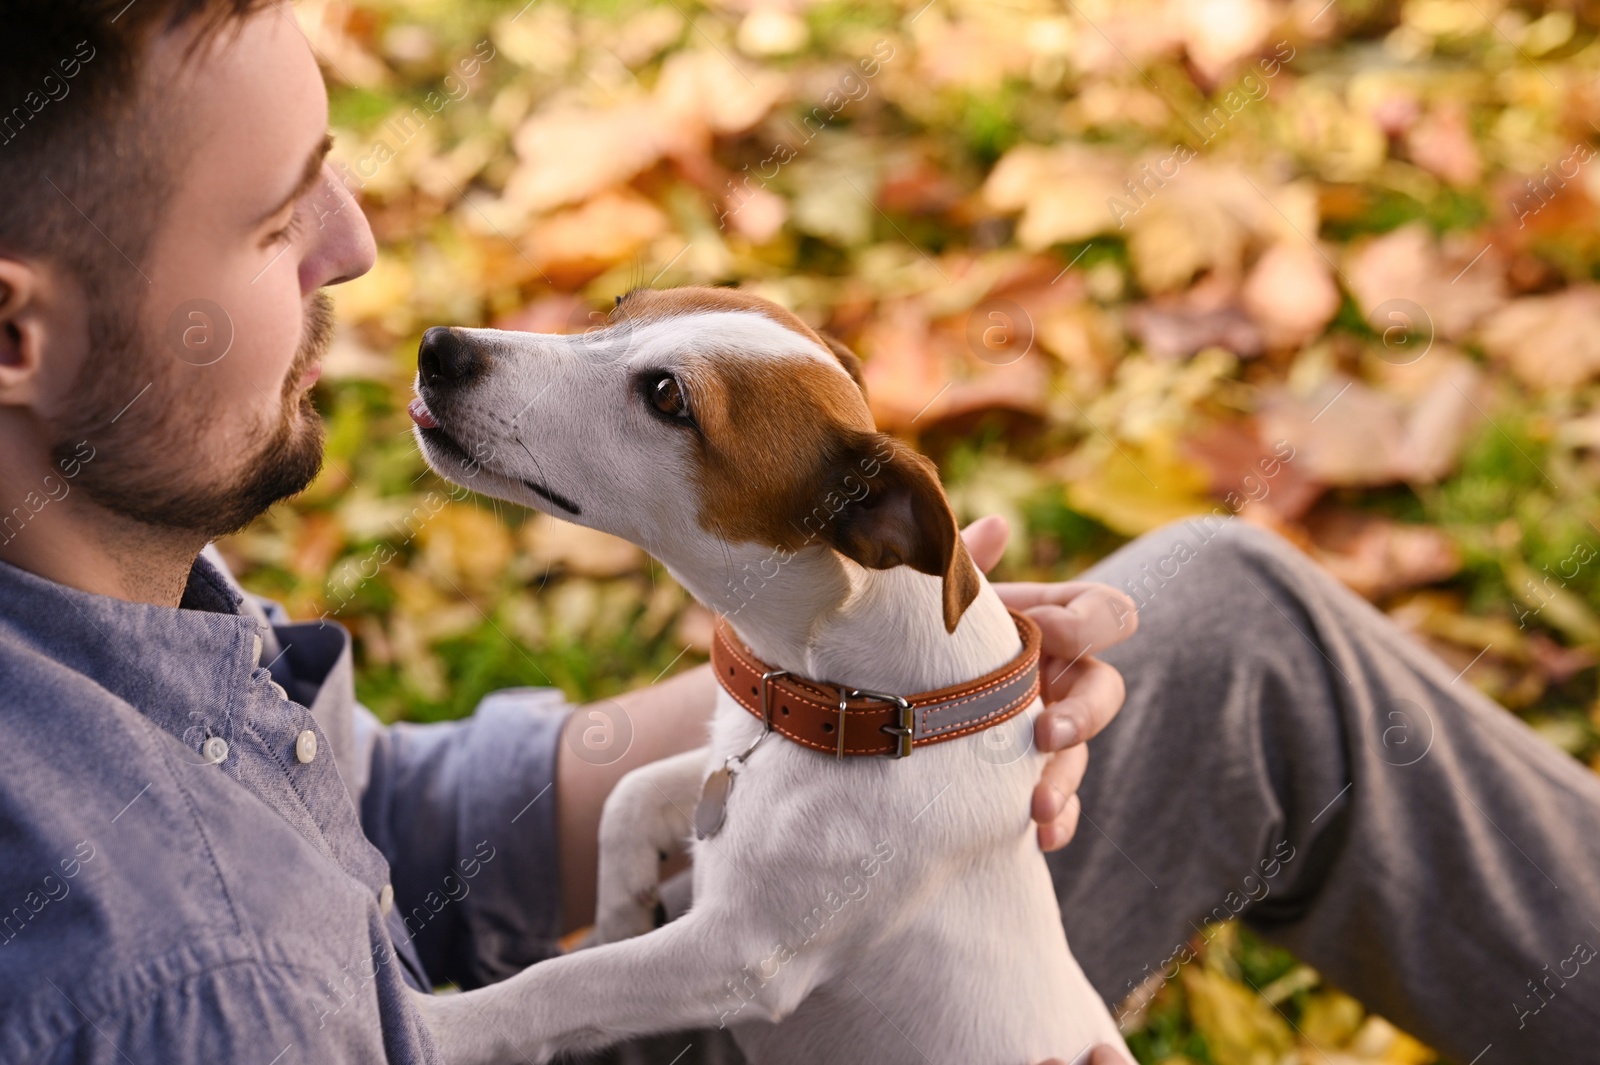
[0, 0, 268, 338]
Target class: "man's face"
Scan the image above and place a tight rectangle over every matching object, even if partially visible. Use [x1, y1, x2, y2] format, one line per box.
[45, 4, 375, 537]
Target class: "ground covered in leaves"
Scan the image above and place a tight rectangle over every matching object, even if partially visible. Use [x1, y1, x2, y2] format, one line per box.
[221, 1, 1600, 1061]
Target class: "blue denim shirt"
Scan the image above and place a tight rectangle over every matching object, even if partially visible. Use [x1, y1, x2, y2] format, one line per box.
[0, 550, 572, 1063]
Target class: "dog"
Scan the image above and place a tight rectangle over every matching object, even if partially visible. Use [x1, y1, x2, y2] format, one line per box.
[406, 287, 1129, 1065]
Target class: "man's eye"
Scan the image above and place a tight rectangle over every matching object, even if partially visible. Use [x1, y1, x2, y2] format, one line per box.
[265, 211, 302, 249]
[648, 374, 690, 420]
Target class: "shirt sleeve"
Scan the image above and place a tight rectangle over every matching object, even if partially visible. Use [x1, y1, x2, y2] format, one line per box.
[355, 688, 573, 990]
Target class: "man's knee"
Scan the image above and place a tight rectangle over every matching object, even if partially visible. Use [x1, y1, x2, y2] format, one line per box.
[1084, 517, 1308, 650]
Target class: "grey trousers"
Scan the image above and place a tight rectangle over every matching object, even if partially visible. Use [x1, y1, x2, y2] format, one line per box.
[581, 519, 1600, 1064]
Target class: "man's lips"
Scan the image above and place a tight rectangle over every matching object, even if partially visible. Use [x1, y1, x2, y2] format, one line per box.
[408, 397, 440, 429]
[299, 365, 322, 387]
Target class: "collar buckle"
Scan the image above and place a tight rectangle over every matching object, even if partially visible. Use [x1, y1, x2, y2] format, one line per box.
[838, 688, 915, 760]
[760, 669, 790, 733]
[732, 668, 791, 766]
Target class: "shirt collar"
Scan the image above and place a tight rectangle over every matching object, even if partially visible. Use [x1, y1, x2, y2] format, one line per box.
[0, 553, 264, 747]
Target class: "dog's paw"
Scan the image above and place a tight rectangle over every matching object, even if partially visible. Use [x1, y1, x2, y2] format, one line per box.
[590, 879, 662, 945]
[591, 752, 702, 944]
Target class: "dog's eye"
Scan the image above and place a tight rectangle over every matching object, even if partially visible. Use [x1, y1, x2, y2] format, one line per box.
[647, 374, 691, 420]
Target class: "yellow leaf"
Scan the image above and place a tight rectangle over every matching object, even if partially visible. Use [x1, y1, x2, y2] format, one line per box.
[521, 517, 644, 578]
[1298, 989, 1366, 1049]
[330, 252, 414, 327]
[1181, 966, 1296, 1065]
[417, 504, 514, 591]
[1064, 439, 1216, 536]
[1347, 1017, 1437, 1064]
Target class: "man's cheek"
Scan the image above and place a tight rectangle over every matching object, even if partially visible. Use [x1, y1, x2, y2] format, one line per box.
[220, 296, 311, 413]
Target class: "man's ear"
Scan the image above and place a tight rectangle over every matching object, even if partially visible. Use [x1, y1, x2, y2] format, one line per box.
[823, 433, 981, 633]
[819, 333, 867, 399]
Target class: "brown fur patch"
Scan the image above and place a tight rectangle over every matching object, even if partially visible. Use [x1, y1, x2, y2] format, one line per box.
[819, 333, 867, 396]
[612, 287, 863, 384]
[623, 286, 978, 632]
[682, 354, 874, 551]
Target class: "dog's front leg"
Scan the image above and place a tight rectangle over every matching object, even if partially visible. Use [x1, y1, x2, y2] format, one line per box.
[415, 906, 825, 1065]
[590, 746, 708, 944]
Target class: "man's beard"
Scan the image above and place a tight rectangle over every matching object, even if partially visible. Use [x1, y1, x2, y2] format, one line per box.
[52, 291, 335, 541]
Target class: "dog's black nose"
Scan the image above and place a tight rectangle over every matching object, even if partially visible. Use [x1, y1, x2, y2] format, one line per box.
[418, 327, 485, 387]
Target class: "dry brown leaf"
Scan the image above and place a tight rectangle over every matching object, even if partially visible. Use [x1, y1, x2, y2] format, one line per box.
[506, 100, 669, 215]
[503, 51, 783, 218]
[1065, 0, 1185, 75]
[858, 300, 946, 429]
[1127, 302, 1264, 359]
[1344, 223, 1505, 341]
[1127, 168, 1321, 294]
[1038, 302, 1123, 394]
[653, 49, 788, 135]
[983, 144, 1126, 249]
[1405, 102, 1483, 187]
[416, 505, 514, 591]
[1478, 285, 1600, 390]
[1307, 509, 1462, 600]
[1257, 350, 1481, 488]
[1181, 420, 1323, 520]
[929, 357, 1053, 424]
[1392, 353, 1483, 483]
[492, 293, 589, 334]
[528, 189, 669, 287]
[910, 14, 1030, 91]
[1126, 191, 1249, 293]
[1242, 242, 1341, 350]
[1176, 0, 1277, 84]
[1259, 377, 1408, 486]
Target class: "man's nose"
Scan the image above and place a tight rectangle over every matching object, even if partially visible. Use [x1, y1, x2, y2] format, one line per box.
[418, 327, 487, 387]
[300, 164, 377, 290]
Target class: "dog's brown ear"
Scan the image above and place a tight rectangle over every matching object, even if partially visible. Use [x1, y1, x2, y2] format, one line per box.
[820, 334, 868, 398]
[823, 434, 980, 633]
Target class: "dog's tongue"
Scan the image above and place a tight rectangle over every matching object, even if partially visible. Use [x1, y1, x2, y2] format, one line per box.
[408, 397, 439, 429]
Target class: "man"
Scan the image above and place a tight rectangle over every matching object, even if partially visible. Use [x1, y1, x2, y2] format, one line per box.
[0, 3, 1595, 1065]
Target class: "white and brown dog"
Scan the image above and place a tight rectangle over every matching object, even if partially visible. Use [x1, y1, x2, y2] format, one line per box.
[406, 287, 1129, 1065]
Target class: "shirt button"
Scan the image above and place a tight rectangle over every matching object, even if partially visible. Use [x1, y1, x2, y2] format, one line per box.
[269, 680, 289, 701]
[295, 729, 318, 764]
[378, 884, 394, 917]
[251, 633, 263, 665]
[202, 736, 229, 764]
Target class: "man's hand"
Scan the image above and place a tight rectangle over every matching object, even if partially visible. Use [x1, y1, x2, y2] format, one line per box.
[961, 516, 1138, 852]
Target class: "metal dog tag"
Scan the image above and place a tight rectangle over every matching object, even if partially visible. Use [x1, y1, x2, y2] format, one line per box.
[694, 766, 734, 839]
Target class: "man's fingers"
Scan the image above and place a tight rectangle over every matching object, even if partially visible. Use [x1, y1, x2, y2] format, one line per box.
[1033, 745, 1087, 851]
[1037, 658, 1125, 748]
[1020, 586, 1139, 667]
[1031, 743, 1088, 823]
[960, 515, 1009, 574]
[993, 579, 1138, 628]
[1038, 793, 1081, 851]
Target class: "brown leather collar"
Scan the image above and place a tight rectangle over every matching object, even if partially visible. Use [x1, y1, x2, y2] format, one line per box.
[711, 611, 1042, 759]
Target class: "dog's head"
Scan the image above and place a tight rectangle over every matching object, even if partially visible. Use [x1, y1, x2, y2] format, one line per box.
[411, 286, 979, 632]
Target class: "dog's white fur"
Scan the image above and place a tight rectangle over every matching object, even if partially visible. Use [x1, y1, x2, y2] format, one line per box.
[409, 295, 1129, 1064]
